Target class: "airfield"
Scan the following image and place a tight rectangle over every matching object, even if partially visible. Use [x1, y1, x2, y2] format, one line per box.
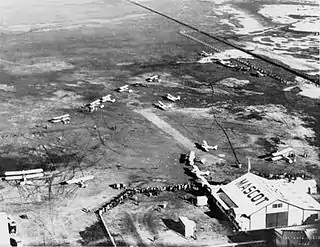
[0, 0, 319, 246]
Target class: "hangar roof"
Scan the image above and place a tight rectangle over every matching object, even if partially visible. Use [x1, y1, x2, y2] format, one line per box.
[0, 212, 10, 246]
[215, 173, 320, 216]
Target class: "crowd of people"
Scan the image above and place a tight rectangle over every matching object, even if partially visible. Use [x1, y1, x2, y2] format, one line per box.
[252, 171, 311, 181]
[95, 182, 195, 215]
[234, 57, 287, 83]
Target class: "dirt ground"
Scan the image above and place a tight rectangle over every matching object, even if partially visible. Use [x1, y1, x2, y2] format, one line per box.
[0, 0, 319, 246]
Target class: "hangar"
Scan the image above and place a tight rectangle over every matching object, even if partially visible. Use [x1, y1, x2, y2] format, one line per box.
[212, 173, 320, 231]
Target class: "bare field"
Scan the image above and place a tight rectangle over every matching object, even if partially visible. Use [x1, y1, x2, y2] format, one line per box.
[0, 0, 319, 246]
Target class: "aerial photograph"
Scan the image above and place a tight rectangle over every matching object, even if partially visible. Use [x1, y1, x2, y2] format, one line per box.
[0, 0, 319, 246]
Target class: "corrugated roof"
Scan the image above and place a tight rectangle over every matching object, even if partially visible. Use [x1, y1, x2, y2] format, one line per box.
[216, 173, 320, 216]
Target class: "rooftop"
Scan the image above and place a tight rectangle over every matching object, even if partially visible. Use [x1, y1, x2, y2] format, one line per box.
[215, 173, 320, 216]
[0, 212, 10, 246]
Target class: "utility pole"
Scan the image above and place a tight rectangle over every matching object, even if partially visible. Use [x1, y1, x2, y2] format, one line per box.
[96, 211, 117, 247]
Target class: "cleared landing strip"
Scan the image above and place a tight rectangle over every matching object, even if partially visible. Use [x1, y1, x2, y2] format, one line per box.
[135, 108, 224, 165]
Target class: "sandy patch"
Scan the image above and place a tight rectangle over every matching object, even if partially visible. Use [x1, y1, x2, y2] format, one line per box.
[116, 62, 135, 66]
[46, 90, 84, 108]
[217, 78, 250, 88]
[0, 0, 146, 32]
[237, 104, 315, 138]
[215, 5, 266, 34]
[233, 103, 318, 163]
[258, 4, 320, 32]
[197, 49, 253, 64]
[238, 89, 264, 95]
[243, 43, 319, 72]
[0, 58, 74, 75]
[252, 36, 319, 56]
[170, 107, 215, 119]
[0, 84, 15, 92]
[284, 77, 320, 99]
[251, 4, 319, 74]
[3, 14, 148, 33]
[65, 81, 85, 87]
[68, 69, 115, 88]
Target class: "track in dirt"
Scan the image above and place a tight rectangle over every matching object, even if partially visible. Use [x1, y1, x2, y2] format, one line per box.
[135, 108, 223, 164]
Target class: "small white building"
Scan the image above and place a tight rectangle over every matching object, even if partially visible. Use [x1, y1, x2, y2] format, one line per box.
[0, 212, 10, 246]
[196, 196, 208, 207]
[178, 216, 196, 238]
[211, 173, 320, 231]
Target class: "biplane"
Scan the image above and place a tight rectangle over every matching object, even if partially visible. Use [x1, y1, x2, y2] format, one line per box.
[271, 147, 296, 164]
[191, 165, 210, 177]
[165, 93, 181, 102]
[200, 140, 218, 152]
[100, 94, 116, 103]
[48, 114, 70, 124]
[146, 74, 161, 82]
[85, 102, 104, 113]
[3, 169, 44, 186]
[153, 101, 170, 111]
[199, 51, 213, 57]
[63, 175, 95, 188]
[84, 95, 115, 113]
[117, 85, 133, 93]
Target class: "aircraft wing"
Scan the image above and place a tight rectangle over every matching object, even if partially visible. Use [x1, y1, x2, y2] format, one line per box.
[4, 173, 43, 181]
[5, 169, 43, 176]
[52, 114, 70, 120]
[66, 175, 94, 184]
[272, 147, 293, 157]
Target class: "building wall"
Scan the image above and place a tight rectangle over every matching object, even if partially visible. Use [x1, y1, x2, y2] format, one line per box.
[238, 216, 250, 231]
[288, 204, 303, 226]
[303, 210, 320, 223]
[266, 200, 289, 214]
[0, 213, 10, 246]
[250, 207, 266, 230]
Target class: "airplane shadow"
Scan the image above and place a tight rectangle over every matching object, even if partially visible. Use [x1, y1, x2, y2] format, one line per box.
[162, 218, 184, 236]
[194, 142, 206, 152]
[179, 153, 187, 163]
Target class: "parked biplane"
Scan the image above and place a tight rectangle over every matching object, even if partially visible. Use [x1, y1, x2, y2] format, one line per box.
[165, 93, 181, 102]
[100, 94, 116, 103]
[62, 175, 95, 188]
[199, 51, 213, 57]
[117, 85, 133, 93]
[49, 114, 70, 124]
[153, 101, 170, 111]
[191, 165, 210, 177]
[271, 147, 296, 164]
[200, 140, 218, 152]
[3, 168, 44, 186]
[146, 75, 161, 82]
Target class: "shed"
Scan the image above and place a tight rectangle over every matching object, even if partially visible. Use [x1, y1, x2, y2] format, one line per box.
[178, 216, 196, 238]
[196, 196, 208, 207]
